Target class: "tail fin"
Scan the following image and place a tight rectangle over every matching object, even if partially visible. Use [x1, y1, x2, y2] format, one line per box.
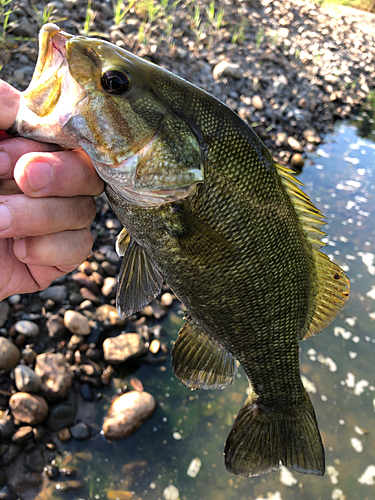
[224, 391, 325, 477]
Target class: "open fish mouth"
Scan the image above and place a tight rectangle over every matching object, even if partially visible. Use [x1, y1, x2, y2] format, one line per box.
[30, 23, 70, 86]
[22, 23, 74, 118]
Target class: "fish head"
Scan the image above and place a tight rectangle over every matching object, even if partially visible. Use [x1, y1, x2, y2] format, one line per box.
[12, 24, 204, 206]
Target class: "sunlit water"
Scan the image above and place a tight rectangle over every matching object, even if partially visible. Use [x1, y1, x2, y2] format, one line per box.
[48, 122, 375, 500]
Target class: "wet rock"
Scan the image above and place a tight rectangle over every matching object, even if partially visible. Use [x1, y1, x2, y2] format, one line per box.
[72, 271, 100, 293]
[96, 304, 125, 326]
[0, 485, 14, 500]
[7, 471, 43, 498]
[70, 422, 91, 440]
[103, 334, 147, 364]
[39, 285, 68, 302]
[107, 491, 133, 500]
[64, 310, 91, 336]
[0, 444, 20, 466]
[0, 415, 15, 439]
[44, 464, 59, 479]
[212, 61, 242, 80]
[160, 292, 174, 307]
[26, 447, 53, 472]
[102, 391, 156, 440]
[21, 347, 37, 364]
[35, 353, 74, 400]
[67, 334, 84, 350]
[80, 383, 94, 401]
[9, 393, 48, 424]
[291, 153, 305, 170]
[46, 403, 76, 430]
[14, 365, 42, 393]
[57, 428, 71, 442]
[252, 95, 264, 110]
[46, 314, 67, 339]
[187, 457, 202, 477]
[149, 339, 161, 354]
[163, 484, 180, 500]
[11, 426, 34, 444]
[54, 480, 84, 492]
[0, 301, 10, 328]
[101, 277, 118, 298]
[0, 337, 20, 370]
[14, 320, 39, 338]
[287, 136, 303, 152]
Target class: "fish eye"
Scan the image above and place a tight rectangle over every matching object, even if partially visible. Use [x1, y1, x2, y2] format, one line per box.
[101, 69, 131, 95]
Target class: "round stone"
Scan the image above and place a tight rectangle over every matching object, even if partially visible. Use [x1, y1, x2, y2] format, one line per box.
[9, 393, 48, 425]
[64, 310, 91, 336]
[14, 365, 42, 393]
[0, 337, 20, 370]
[102, 391, 156, 440]
[14, 320, 39, 338]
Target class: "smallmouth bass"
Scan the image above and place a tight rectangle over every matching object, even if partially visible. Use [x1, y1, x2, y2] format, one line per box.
[9, 24, 350, 477]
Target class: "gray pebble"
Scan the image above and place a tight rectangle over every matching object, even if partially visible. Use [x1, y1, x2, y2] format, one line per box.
[0, 301, 10, 328]
[39, 285, 68, 302]
[46, 403, 76, 431]
[14, 320, 39, 338]
[14, 365, 42, 393]
[70, 422, 91, 440]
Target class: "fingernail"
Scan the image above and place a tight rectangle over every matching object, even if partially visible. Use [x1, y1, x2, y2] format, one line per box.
[0, 152, 10, 176]
[14, 238, 27, 259]
[0, 205, 12, 230]
[26, 161, 54, 191]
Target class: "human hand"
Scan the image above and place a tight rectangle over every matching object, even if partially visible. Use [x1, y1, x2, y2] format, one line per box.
[0, 80, 104, 302]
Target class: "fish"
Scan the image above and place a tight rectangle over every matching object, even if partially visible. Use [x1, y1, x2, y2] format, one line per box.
[9, 24, 350, 477]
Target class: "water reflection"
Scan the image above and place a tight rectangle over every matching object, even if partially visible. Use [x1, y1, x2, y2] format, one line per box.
[49, 122, 375, 500]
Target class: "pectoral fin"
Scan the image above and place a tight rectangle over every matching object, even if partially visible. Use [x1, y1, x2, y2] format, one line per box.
[116, 232, 163, 319]
[172, 317, 237, 390]
[171, 204, 232, 260]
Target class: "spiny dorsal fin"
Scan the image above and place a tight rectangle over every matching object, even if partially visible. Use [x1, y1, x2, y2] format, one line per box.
[172, 317, 237, 390]
[116, 235, 163, 319]
[275, 163, 350, 339]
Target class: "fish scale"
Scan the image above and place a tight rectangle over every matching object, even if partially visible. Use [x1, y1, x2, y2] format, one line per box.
[10, 23, 350, 478]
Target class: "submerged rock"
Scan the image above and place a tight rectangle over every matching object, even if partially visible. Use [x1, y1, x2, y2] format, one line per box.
[102, 391, 156, 440]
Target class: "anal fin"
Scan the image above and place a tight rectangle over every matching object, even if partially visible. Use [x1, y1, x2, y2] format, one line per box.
[116, 234, 163, 319]
[172, 317, 237, 390]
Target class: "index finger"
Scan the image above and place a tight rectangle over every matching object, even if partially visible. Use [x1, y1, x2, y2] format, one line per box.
[0, 80, 20, 131]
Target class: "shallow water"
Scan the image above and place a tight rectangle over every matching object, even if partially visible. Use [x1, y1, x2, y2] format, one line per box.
[49, 122, 375, 500]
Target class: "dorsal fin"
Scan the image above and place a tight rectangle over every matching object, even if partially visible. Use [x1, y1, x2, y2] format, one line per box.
[172, 317, 237, 390]
[275, 163, 350, 340]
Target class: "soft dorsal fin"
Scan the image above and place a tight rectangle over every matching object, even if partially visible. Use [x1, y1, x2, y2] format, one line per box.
[275, 163, 350, 339]
[116, 230, 163, 319]
[172, 317, 237, 390]
[302, 253, 350, 340]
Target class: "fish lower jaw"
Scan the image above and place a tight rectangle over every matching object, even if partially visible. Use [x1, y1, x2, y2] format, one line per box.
[110, 183, 196, 207]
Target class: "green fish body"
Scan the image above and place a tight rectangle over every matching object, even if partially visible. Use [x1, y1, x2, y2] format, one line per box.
[11, 24, 350, 477]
